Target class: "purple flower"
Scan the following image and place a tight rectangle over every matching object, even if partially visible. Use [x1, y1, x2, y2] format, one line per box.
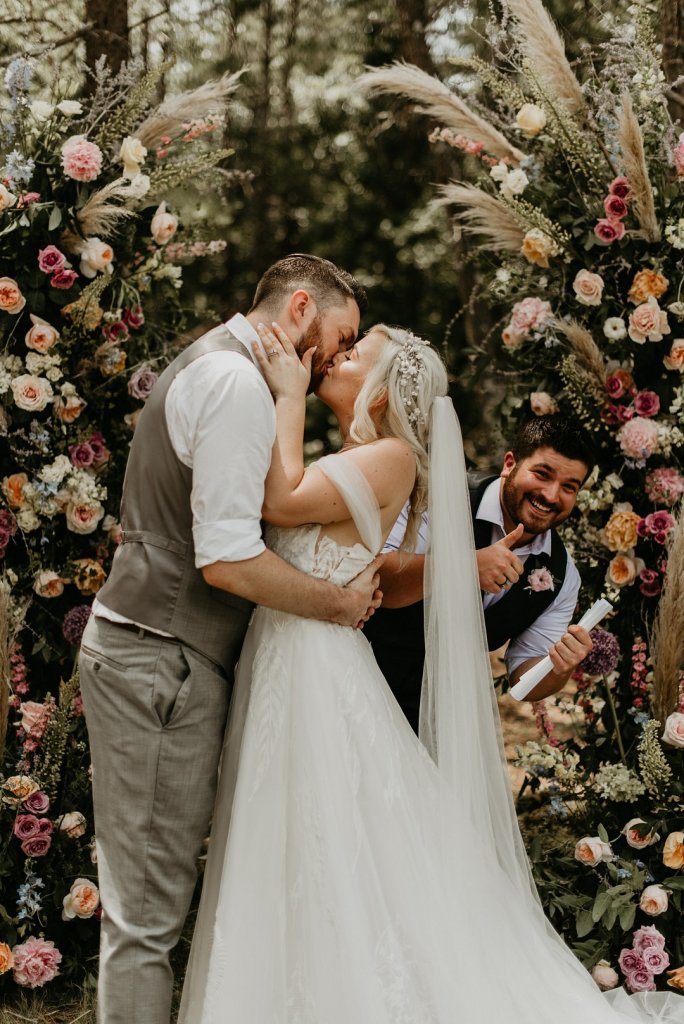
[124, 305, 145, 329]
[619, 949, 645, 974]
[102, 320, 129, 343]
[21, 834, 52, 857]
[643, 948, 670, 975]
[22, 790, 50, 814]
[639, 568, 661, 599]
[127, 366, 159, 401]
[50, 268, 78, 290]
[625, 968, 656, 992]
[580, 628, 620, 676]
[62, 605, 92, 646]
[87, 431, 108, 465]
[633, 391, 660, 418]
[14, 814, 42, 840]
[68, 442, 95, 468]
[37, 246, 66, 273]
[633, 926, 667, 955]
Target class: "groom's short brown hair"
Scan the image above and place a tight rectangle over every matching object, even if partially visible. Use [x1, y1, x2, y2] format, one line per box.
[250, 254, 367, 317]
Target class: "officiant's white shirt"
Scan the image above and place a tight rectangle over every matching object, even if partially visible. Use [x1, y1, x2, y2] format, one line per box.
[95, 313, 275, 629]
[383, 480, 581, 674]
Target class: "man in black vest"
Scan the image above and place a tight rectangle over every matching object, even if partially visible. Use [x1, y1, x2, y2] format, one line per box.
[364, 414, 595, 733]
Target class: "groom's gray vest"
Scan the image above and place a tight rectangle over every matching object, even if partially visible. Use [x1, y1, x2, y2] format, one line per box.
[97, 327, 255, 673]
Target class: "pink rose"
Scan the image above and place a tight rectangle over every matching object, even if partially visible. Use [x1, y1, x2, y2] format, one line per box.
[633, 391, 660, 417]
[644, 510, 675, 538]
[619, 949, 645, 974]
[88, 431, 109, 465]
[574, 836, 614, 866]
[65, 500, 105, 535]
[603, 194, 628, 219]
[609, 176, 631, 199]
[639, 884, 669, 916]
[20, 833, 52, 857]
[502, 326, 526, 349]
[68, 442, 95, 468]
[639, 567, 661, 598]
[13, 814, 42, 840]
[643, 948, 670, 975]
[12, 937, 62, 988]
[25, 315, 59, 353]
[50, 268, 78, 290]
[37, 246, 66, 273]
[573, 269, 604, 306]
[150, 201, 178, 245]
[61, 135, 103, 182]
[606, 375, 626, 399]
[617, 416, 659, 460]
[633, 925, 667, 955]
[127, 366, 159, 401]
[662, 711, 684, 748]
[673, 133, 684, 176]
[595, 218, 626, 243]
[645, 467, 684, 505]
[510, 296, 553, 334]
[0, 276, 26, 314]
[102, 319, 129, 343]
[11, 374, 54, 412]
[19, 700, 53, 738]
[124, 305, 145, 329]
[628, 297, 670, 344]
[526, 567, 555, 592]
[626, 969, 656, 993]
[22, 790, 50, 814]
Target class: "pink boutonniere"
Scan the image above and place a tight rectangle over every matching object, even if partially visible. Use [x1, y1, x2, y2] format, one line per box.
[525, 567, 556, 593]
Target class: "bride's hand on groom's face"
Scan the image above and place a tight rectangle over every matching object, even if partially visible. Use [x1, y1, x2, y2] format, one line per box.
[253, 322, 315, 400]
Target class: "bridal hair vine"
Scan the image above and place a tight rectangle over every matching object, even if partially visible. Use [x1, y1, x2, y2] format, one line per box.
[397, 331, 430, 427]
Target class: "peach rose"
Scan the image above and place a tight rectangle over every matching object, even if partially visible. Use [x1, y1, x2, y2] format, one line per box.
[639, 884, 669, 916]
[25, 315, 59, 353]
[53, 392, 86, 423]
[663, 832, 684, 870]
[2, 471, 28, 508]
[668, 966, 684, 991]
[72, 558, 106, 594]
[530, 391, 559, 415]
[622, 818, 660, 849]
[664, 339, 684, 371]
[119, 136, 148, 179]
[521, 228, 558, 268]
[150, 201, 178, 245]
[65, 500, 105, 535]
[0, 184, 17, 211]
[662, 711, 684, 748]
[628, 297, 670, 344]
[606, 551, 643, 587]
[62, 878, 99, 920]
[603, 507, 641, 551]
[573, 269, 604, 306]
[33, 570, 64, 598]
[0, 277, 26, 314]
[628, 269, 669, 305]
[502, 326, 526, 349]
[58, 811, 87, 839]
[2, 775, 39, 805]
[591, 961, 618, 990]
[77, 237, 114, 278]
[574, 836, 615, 866]
[515, 103, 547, 137]
[0, 942, 13, 975]
[11, 374, 54, 412]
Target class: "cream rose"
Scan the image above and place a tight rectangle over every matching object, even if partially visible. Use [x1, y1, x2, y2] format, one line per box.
[0, 277, 26, 314]
[0, 184, 17, 211]
[33, 570, 64, 598]
[591, 961, 619, 991]
[574, 836, 615, 866]
[25, 315, 59, 353]
[639, 884, 669, 916]
[515, 103, 547, 137]
[150, 202, 178, 245]
[573, 269, 604, 306]
[11, 374, 54, 412]
[606, 551, 643, 587]
[58, 811, 87, 839]
[62, 877, 99, 920]
[530, 391, 558, 415]
[77, 237, 114, 278]
[521, 228, 559, 268]
[662, 711, 684, 748]
[65, 500, 105, 535]
[119, 136, 148, 179]
[663, 832, 684, 870]
[2, 775, 39, 805]
[628, 297, 671, 344]
[622, 818, 660, 849]
[664, 339, 684, 371]
[56, 100, 83, 116]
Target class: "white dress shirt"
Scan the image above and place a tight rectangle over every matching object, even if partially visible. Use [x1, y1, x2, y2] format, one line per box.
[382, 480, 581, 674]
[95, 314, 275, 630]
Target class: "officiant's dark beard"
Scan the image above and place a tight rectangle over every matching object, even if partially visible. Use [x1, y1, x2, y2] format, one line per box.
[502, 468, 568, 536]
[295, 314, 328, 393]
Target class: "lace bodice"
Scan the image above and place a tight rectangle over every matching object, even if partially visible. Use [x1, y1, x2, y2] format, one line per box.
[264, 454, 382, 586]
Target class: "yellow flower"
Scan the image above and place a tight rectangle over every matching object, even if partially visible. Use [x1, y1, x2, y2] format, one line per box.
[628, 269, 669, 305]
[521, 228, 558, 269]
[603, 507, 641, 552]
[667, 967, 684, 991]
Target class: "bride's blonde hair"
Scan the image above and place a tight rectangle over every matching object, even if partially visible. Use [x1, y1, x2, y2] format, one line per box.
[347, 325, 449, 553]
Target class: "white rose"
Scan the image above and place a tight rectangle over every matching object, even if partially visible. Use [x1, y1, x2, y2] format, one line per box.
[58, 811, 87, 838]
[0, 184, 16, 211]
[574, 836, 615, 866]
[30, 100, 54, 122]
[119, 135, 148, 179]
[515, 103, 547, 137]
[501, 168, 529, 198]
[489, 162, 509, 183]
[639, 884, 669, 916]
[591, 961, 619, 991]
[573, 270, 604, 306]
[39, 455, 71, 485]
[662, 711, 684, 748]
[150, 202, 178, 245]
[77, 237, 114, 278]
[11, 374, 54, 412]
[603, 318, 627, 340]
[56, 100, 83, 116]
[622, 818, 660, 849]
[530, 391, 559, 415]
[33, 570, 64, 598]
[126, 173, 150, 198]
[15, 508, 40, 532]
[65, 500, 105, 535]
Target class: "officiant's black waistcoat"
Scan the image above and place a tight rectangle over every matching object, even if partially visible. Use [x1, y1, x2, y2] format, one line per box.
[363, 474, 568, 732]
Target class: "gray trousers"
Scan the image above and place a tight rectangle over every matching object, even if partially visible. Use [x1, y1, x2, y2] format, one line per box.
[79, 615, 235, 1024]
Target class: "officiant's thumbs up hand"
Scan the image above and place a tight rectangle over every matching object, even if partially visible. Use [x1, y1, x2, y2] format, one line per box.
[476, 523, 525, 595]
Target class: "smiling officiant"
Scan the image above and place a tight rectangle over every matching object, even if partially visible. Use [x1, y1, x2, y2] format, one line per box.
[364, 414, 596, 731]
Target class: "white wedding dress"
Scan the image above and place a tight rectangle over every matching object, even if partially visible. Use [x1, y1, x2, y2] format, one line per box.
[179, 406, 682, 1024]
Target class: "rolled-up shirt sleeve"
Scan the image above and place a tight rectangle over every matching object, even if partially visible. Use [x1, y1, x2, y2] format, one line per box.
[166, 351, 276, 567]
[505, 557, 582, 675]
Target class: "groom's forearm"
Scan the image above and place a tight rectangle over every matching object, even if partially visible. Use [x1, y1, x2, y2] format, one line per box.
[203, 550, 350, 624]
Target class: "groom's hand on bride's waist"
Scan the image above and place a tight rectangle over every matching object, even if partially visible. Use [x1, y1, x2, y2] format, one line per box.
[341, 555, 384, 630]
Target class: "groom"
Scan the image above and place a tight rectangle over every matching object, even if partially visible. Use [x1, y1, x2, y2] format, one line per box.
[79, 254, 381, 1024]
[364, 414, 595, 732]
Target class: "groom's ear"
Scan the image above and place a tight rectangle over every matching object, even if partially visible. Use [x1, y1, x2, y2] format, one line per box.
[288, 289, 315, 326]
[500, 451, 517, 478]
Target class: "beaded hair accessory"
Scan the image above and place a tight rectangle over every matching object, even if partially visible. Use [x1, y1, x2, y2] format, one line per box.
[397, 331, 430, 428]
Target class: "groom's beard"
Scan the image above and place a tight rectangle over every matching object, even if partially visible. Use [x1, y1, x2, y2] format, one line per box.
[295, 315, 327, 393]
[502, 469, 569, 536]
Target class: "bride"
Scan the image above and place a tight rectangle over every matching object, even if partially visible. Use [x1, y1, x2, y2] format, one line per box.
[179, 323, 682, 1023]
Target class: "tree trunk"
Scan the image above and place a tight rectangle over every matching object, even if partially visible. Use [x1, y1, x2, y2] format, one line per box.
[661, 0, 684, 114]
[84, 0, 130, 75]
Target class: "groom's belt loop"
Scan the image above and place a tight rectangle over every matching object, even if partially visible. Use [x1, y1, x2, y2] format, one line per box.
[120, 529, 188, 557]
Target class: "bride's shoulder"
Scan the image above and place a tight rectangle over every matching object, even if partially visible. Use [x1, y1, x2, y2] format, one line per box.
[336, 438, 415, 503]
